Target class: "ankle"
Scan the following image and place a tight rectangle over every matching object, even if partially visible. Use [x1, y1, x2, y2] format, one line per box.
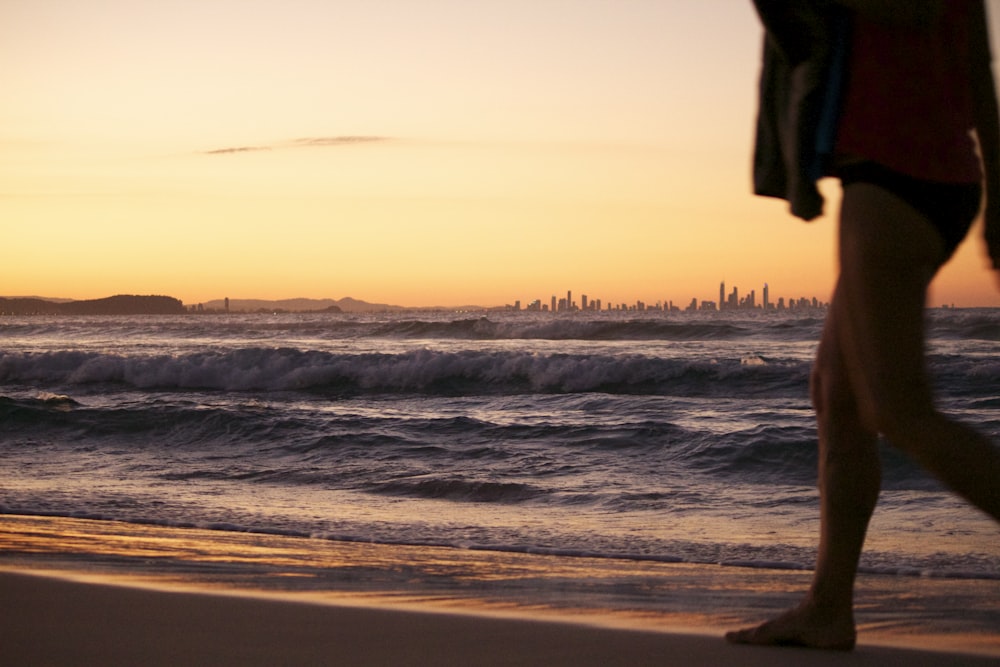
[796, 594, 855, 628]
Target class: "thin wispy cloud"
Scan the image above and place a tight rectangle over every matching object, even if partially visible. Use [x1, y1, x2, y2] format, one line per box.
[203, 145, 273, 155]
[202, 136, 391, 155]
[292, 136, 387, 147]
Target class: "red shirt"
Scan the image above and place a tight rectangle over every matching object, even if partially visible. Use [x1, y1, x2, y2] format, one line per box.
[834, 2, 982, 184]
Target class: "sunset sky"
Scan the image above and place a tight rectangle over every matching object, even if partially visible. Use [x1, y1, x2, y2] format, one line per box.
[4, 0, 1000, 308]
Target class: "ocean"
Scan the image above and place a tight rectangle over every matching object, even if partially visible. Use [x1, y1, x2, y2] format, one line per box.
[1, 309, 998, 643]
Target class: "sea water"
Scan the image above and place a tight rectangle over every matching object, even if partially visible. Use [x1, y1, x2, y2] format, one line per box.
[1, 309, 998, 583]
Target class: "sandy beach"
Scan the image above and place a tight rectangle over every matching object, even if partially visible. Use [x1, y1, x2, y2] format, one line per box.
[2, 569, 998, 667]
[1, 513, 998, 665]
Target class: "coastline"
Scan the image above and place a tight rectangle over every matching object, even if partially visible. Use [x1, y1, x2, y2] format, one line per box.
[2, 570, 998, 667]
[1, 514, 998, 664]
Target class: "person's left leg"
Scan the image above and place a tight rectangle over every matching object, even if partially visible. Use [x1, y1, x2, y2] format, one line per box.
[726, 282, 879, 650]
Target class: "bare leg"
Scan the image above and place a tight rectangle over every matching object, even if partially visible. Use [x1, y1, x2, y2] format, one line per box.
[725, 284, 879, 650]
[833, 186, 1000, 518]
[727, 183, 1000, 649]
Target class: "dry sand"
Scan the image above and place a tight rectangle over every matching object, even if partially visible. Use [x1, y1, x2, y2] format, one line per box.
[2, 570, 997, 667]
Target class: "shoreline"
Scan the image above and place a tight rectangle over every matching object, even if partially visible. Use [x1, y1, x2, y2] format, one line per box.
[2, 569, 998, 667]
[1, 513, 998, 662]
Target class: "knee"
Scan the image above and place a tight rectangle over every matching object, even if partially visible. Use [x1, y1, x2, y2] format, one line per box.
[809, 366, 829, 423]
[810, 357, 868, 429]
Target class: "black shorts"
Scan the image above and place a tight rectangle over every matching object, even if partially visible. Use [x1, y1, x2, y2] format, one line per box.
[837, 161, 982, 259]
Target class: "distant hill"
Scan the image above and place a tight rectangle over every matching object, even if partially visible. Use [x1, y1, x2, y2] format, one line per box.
[0, 295, 187, 315]
[5, 295, 75, 303]
[200, 297, 404, 313]
[2, 294, 485, 315]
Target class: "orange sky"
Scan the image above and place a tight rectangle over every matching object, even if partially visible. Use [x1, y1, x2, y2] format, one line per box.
[3, 1, 1000, 308]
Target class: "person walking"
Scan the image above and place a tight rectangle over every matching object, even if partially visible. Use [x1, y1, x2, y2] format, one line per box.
[727, 0, 1000, 650]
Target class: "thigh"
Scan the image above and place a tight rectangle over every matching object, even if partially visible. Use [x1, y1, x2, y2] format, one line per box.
[836, 162, 981, 259]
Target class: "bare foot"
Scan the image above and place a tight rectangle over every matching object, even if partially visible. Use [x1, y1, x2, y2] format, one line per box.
[725, 604, 857, 651]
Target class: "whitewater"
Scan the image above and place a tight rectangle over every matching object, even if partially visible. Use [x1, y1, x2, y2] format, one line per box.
[1, 309, 998, 582]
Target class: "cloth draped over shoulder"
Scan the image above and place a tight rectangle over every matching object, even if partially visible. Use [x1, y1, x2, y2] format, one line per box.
[752, 0, 846, 221]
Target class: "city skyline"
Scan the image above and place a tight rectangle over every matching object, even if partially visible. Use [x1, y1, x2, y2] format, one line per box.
[508, 279, 827, 313]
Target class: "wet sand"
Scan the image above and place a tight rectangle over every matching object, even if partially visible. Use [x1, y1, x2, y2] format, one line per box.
[2, 514, 998, 665]
[2, 570, 998, 667]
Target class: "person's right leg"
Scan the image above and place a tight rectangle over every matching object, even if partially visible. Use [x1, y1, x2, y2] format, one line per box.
[833, 184, 1000, 521]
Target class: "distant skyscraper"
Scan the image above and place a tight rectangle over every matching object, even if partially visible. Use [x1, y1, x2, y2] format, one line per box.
[763, 283, 770, 309]
[719, 281, 725, 311]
